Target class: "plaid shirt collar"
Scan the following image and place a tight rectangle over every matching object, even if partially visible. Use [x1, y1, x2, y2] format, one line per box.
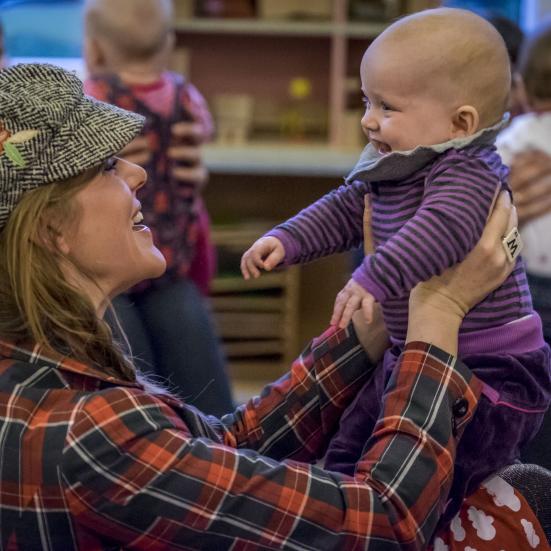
[0, 338, 140, 389]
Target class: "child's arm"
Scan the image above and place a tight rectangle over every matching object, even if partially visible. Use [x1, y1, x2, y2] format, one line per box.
[240, 180, 369, 279]
[179, 80, 215, 142]
[353, 152, 502, 303]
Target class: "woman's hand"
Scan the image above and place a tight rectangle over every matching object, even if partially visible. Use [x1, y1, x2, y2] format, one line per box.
[352, 195, 390, 363]
[509, 150, 551, 226]
[407, 192, 517, 354]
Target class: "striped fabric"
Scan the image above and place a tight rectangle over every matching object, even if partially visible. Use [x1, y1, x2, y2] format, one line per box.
[0, 332, 482, 550]
[269, 145, 533, 342]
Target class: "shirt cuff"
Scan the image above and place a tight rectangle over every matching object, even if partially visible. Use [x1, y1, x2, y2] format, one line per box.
[400, 341, 483, 436]
[265, 228, 301, 266]
[352, 260, 388, 302]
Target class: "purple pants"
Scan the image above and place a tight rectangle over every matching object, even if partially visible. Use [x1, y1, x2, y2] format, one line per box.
[324, 343, 551, 523]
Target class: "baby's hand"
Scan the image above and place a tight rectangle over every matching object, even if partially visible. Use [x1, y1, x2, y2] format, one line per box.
[331, 278, 376, 329]
[241, 237, 285, 280]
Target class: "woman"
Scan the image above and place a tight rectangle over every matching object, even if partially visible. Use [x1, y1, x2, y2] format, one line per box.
[0, 64, 541, 550]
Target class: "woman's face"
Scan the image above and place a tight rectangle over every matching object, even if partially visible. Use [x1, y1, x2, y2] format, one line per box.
[63, 157, 166, 304]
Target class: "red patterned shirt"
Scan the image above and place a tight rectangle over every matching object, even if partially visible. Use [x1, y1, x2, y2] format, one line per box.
[1, 327, 536, 550]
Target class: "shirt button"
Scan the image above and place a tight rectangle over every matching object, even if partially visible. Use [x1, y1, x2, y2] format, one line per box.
[453, 398, 469, 418]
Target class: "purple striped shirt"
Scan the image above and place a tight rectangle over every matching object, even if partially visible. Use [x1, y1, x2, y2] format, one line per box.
[268, 145, 533, 343]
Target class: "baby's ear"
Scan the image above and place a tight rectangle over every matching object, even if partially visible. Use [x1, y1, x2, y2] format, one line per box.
[451, 105, 480, 138]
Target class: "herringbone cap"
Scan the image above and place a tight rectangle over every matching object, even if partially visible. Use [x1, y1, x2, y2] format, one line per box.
[0, 63, 144, 231]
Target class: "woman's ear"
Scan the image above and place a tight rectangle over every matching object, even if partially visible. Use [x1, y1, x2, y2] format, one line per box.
[451, 105, 480, 138]
[53, 229, 71, 256]
[33, 219, 71, 255]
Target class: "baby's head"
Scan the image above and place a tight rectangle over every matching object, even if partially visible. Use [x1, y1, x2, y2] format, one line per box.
[83, 0, 174, 75]
[517, 19, 551, 112]
[361, 8, 511, 154]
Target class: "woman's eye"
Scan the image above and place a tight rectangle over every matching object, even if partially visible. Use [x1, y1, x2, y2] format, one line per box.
[105, 158, 118, 172]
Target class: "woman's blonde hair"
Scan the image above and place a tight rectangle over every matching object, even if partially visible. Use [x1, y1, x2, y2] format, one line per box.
[0, 166, 135, 381]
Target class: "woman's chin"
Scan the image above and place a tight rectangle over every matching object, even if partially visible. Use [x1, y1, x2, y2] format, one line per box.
[148, 250, 168, 279]
[130, 250, 167, 288]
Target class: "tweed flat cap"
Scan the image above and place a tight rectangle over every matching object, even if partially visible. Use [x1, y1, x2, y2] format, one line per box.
[0, 63, 145, 231]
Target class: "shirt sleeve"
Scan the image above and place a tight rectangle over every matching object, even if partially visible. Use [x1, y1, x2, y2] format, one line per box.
[266, 179, 369, 265]
[353, 153, 501, 301]
[62, 333, 482, 550]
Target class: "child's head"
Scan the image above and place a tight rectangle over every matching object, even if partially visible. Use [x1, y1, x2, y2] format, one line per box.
[360, 8, 511, 154]
[83, 0, 174, 75]
[517, 20, 551, 112]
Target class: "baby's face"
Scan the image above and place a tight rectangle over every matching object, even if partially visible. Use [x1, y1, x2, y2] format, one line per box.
[360, 47, 457, 154]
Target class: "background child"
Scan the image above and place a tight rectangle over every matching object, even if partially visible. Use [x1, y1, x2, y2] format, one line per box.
[497, 19, 551, 471]
[497, 20, 551, 304]
[241, 8, 551, 523]
[83, 0, 233, 415]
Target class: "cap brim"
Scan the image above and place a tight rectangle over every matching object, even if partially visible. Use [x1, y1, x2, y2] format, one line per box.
[41, 95, 145, 185]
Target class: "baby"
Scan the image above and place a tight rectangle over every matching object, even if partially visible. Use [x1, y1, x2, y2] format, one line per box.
[241, 8, 551, 523]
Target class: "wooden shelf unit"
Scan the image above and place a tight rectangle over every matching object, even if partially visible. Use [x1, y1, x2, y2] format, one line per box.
[209, 225, 300, 381]
[173, 0, 440, 150]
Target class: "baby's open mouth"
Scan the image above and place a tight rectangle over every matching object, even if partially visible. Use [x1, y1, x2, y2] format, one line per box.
[370, 138, 391, 155]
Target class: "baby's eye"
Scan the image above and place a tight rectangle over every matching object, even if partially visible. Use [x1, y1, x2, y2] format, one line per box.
[362, 96, 371, 107]
[381, 101, 392, 111]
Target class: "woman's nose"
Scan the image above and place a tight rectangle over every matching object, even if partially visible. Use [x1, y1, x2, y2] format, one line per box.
[120, 158, 147, 192]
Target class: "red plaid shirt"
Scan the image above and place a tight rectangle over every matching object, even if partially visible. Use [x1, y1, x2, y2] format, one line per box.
[0, 327, 483, 550]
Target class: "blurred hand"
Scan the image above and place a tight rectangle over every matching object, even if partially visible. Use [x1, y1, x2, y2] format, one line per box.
[509, 150, 551, 226]
[171, 121, 208, 145]
[119, 136, 152, 166]
[240, 237, 285, 280]
[168, 121, 208, 190]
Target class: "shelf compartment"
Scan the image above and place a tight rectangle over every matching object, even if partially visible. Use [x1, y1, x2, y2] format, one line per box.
[214, 311, 283, 338]
[174, 18, 387, 38]
[223, 339, 282, 357]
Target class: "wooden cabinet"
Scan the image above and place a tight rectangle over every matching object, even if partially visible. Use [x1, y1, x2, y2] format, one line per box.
[210, 224, 300, 381]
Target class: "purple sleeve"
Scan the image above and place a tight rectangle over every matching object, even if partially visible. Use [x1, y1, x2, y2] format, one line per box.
[353, 153, 501, 301]
[266, 180, 369, 265]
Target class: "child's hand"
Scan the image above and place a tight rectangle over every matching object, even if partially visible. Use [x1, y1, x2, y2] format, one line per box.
[241, 237, 285, 280]
[331, 278, 376, 329]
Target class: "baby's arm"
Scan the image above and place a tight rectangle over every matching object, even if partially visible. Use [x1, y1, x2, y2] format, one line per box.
[353, 153, 502, 302]
[240, 180, 369, 279]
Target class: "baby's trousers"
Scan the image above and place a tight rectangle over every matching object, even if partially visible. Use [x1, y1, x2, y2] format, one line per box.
[324, 343, 551, 524]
